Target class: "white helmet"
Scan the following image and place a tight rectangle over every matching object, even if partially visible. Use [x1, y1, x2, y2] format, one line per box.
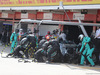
[78, 34, 84, 41]
[19, 29, 23, 32]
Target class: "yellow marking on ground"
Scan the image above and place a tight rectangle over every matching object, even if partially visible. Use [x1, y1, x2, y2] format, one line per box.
[61, 64, 100, 70]
[78, 66, 100, 70]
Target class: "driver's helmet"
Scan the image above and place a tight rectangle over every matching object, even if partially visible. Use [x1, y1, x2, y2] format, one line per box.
[47, 31, 50, 35]
[78, 34, 84, 41]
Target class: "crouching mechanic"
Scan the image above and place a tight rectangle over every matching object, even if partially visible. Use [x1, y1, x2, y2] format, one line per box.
[38, 37, 46, 49]
[7, 33, 36, 59]
[78, 34, 95, 67]
[34, 37, 61, 63]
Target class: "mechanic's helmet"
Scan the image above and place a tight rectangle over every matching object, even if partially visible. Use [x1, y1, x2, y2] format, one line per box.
[55, 29, 58, 33]
[47, 31, 50, 35]
[27, 29, 32, 34]
[34, 28, 37, 33]
[46, 36, 50, 40]
[53, 30, 56, 34]
[42, 37, 45, 39]
[28, 31, 32, 34]
[27, 29, 31, 32]
[19, 28, 23, 32]
[78, 34, 84, 41]
[20, 37, 27, 45]
[97, 27, 100, 29]
[15, 28, 19, 33]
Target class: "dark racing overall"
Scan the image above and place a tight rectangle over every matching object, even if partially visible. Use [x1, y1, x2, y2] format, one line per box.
[34, 39, 61, 63]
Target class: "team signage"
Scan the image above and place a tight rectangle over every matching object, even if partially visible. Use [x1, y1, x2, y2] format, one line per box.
[0, 0, 99, 7]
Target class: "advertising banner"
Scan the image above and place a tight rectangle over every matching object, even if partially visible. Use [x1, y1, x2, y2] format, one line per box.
[43, 13, 52, 19]
[21, 13, 28, 18]
[2, 13, 8, 18]
[0, 0, 100, 7]
[73, 13, 85, 20]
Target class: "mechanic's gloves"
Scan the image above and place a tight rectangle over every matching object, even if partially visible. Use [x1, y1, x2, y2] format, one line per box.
[10, 41, 12, 44]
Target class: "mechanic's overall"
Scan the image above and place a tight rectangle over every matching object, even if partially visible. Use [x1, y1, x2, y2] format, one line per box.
[19, 29, 24, 41]
[79, 34, 95, 67]
[94, 27, 100, 65]
[10, 29, 19, 53]
[58, 31, 67, 62]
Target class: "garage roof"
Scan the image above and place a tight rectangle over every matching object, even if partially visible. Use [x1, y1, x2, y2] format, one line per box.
[0, 5, 100, 10]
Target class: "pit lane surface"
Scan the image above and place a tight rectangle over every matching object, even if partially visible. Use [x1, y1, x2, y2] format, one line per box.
[0, 45, 100, 75]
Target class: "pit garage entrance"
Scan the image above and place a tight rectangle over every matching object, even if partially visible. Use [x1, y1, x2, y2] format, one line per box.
[64, 25, 93, 44]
